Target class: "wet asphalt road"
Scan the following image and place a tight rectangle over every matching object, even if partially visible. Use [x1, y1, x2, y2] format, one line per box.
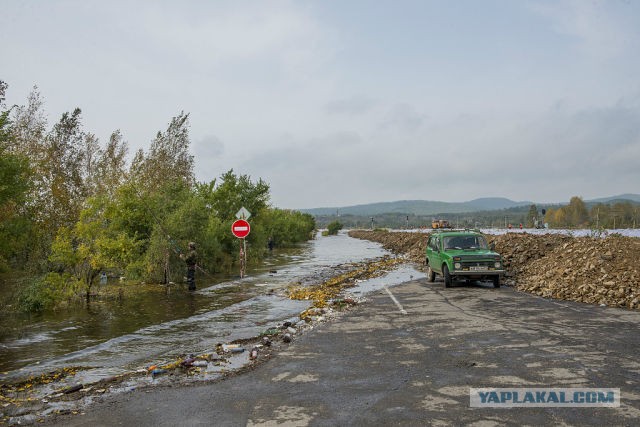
[48, 279, 640, 426]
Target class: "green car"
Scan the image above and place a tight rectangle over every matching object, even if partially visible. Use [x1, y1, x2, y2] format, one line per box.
[425, 230, 504, 288]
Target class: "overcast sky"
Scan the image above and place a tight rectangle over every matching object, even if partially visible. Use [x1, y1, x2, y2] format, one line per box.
[2, 0, 639, 209]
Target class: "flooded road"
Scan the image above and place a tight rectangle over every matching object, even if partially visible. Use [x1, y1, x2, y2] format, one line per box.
[0, 232, 411, 384]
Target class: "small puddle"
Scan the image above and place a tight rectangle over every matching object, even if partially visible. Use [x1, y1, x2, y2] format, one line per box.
[349, 264, 425, 296]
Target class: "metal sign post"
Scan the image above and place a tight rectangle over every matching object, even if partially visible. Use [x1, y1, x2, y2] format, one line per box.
[232, 215, 251, 278]
[239, 239, 246, 278]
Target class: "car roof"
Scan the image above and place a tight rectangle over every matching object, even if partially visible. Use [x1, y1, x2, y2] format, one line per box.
[431, 229, 483, 236]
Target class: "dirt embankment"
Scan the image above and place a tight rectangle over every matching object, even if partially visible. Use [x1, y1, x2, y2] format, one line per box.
[349, 230, 428, 264]
[348, 230, 640, 310]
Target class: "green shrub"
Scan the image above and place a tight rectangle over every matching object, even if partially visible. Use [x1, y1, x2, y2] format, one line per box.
[326, 221, 343, 236]
[17, 273, 77, 312]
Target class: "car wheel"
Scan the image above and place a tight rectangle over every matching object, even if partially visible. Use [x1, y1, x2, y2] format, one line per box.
[427, 264, 436, 282]
[492, 276, 500, 288]
[443, 264, 452, 288]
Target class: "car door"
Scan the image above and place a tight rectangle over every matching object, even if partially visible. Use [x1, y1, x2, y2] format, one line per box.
[428, 236, 443, 273]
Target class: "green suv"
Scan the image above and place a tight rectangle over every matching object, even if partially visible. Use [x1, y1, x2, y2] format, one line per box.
[425, 230, 504, 288]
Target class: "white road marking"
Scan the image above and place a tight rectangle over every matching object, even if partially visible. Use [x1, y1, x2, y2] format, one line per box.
[384, 286, 407, 315]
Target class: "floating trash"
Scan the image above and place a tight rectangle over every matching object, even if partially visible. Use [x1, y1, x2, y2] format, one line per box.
[261, 328, 281, 336]
[150, 368, 167, 378]
[249, 347, 259, 360]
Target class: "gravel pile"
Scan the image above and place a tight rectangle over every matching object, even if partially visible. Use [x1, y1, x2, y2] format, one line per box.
[348, 230, 427, 264]
[487, 233, 572, 278]
[515, 235, 640, 309]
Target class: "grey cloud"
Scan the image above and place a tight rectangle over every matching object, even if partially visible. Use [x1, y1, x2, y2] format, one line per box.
[194, 135, 225, 158]
[325, 95, 376, 116]
[380, 104, 427, 132]
[234, 96, 640, 208]
[425, 97, 640, 202]
[310, 131, 363, 147]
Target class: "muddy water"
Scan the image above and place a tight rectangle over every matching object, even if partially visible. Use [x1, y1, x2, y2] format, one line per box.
[0, 232, 392, 382]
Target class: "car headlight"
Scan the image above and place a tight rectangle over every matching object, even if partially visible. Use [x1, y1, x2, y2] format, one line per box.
[494, 262, 501, 268]
[454, 263, 461, 269]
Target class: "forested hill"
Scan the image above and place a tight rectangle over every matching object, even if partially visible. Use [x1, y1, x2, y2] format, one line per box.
[302, 195, 640, 217]
[302, 198, 532, 216]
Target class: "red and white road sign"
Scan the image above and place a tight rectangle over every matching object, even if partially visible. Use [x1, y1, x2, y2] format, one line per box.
[231, 219, 251, 238]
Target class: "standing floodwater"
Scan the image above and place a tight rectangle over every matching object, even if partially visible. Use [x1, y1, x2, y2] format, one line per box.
[0, 232, 388, 381]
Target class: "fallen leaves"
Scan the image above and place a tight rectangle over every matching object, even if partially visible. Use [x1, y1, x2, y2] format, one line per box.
[288, 256, 403, 312]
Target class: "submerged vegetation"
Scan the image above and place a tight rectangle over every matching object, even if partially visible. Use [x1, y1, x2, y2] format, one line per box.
[0, 81, 315, 311]
[325, 220, 343, 236]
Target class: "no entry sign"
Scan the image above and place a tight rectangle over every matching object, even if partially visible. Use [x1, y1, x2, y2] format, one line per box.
[231, 219, 251, 238]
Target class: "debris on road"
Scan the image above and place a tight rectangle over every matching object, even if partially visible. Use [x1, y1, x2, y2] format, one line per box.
[288, 256, 403, 311]
[249, 347, 259, 360]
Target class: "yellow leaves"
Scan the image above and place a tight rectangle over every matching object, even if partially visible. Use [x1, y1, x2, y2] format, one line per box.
[288, 257, 402, 309]
[160, 359, 183, 370]
[0, 366, 84, 406]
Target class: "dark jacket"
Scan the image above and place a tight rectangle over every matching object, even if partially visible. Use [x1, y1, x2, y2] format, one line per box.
[184, 250, 198, 267]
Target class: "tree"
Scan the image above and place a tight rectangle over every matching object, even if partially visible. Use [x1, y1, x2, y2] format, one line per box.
[553, 208, 567, 228]
[263, 209, 316, 246]
[0, 82, 32, 269]
[49, 195, 143, 300]
[210, 170, 270, 220]
[0, 81, 6, 104]
[10, 87, 47, 156]
[526, 204, 538, 228]
[38, 108, 88, 232]
[130, 112, 194, 193]
[567, 196, 589, 227]
[90, 130, 128, 198]
[326, 221, 343, 235]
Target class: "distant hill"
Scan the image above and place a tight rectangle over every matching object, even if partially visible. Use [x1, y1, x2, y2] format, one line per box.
[465, 197, 532, 211]
[586, 194, 640, 204]
[302, 197, 532, 217]
[302, 194, 640, 217]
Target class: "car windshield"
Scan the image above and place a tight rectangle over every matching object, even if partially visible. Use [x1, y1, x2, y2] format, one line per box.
[443, 235, 488, 250]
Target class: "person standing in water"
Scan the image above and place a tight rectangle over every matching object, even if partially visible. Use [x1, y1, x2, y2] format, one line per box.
[180, 242, 198, 291]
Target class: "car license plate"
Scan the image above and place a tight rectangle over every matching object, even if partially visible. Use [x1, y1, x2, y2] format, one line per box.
[469, 266, 485, 271]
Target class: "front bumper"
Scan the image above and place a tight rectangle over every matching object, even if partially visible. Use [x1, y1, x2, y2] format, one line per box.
[451, 269, 505, 277]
